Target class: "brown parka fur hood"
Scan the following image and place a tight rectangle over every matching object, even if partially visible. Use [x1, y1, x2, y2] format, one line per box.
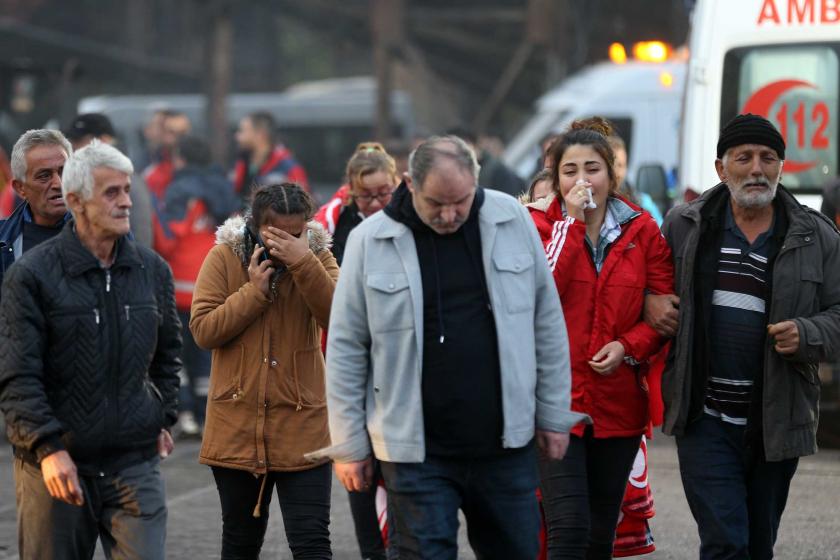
[190, 215, 339, 475]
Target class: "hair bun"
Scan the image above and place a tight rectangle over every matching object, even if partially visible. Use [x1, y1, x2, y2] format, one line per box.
[569, 116, 614, 138]
[355, 142, 385, 154]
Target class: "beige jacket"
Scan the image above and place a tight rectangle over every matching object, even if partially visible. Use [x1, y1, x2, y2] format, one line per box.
[191, 216, 338, 473]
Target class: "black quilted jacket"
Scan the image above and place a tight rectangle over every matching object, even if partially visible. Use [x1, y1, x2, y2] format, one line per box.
[0, 223, 181, 475]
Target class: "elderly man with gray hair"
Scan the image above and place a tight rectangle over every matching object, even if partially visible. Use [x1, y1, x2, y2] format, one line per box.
[309, 135, 586, 559]
[0, 129, 73, 294]
[0, 140, 181, 559]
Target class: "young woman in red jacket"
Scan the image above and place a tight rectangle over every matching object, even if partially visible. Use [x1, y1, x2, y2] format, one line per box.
[528, 118, 674, 559]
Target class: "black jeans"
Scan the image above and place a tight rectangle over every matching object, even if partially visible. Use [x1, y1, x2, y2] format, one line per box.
[677, 414, 798, 560]
[212, 464, 332, 560]
[538, 431, 642, 560]
[381, 443, 540, 560]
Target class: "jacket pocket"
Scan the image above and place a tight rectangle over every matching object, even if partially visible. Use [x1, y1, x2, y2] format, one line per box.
[365, 272, 414, 332]
[292, 346, 327, 409]
[795, 264, 822, 316]
[211, 343, 244, 401]
[790, 361, 820, 427]
[144, 379, 166, 429]
[493, 253, 535, 313]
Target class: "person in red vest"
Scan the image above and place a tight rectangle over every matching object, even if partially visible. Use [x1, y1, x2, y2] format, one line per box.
[143, 110, 192, 200]
[154, 135, 238, 437]
[232, 111, 308, 207]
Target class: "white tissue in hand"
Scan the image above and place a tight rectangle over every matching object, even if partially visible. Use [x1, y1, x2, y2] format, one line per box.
[584, 187, 597, 209]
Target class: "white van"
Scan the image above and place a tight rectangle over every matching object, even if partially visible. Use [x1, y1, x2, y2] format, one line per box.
[78, 77, 416, 196]
[679, 0, 840, 208]
[503, 60, 686, 210]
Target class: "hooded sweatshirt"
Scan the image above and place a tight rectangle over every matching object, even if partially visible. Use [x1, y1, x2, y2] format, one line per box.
[384, 183, 506, 457]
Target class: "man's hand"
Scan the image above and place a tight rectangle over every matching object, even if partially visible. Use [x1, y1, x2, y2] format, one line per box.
[644, 293, 680, 337]
[334, 456, 374, 492]
[264, 225, 310, 267]
[40, 450, 84, 506]
[768, 321, 800, 355]
[158, 429, 174, 459]
[588, 340, 626, 375]
[536, 430, 570, 461]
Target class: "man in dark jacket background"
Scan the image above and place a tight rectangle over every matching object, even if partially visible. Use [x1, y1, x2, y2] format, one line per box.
[647, 114, 840, 559]
[0, 140, 181, 559]
[447, 126, 526, 197]
[0, 129, 72, 293]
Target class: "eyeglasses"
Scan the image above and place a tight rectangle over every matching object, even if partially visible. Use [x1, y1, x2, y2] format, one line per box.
[353, 191, 393, 203]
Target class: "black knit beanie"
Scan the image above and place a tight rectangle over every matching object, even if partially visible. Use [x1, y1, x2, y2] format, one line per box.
[716, 113, 785, 160]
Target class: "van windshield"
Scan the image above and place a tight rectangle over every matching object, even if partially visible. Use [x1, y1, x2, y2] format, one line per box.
[721, 43, 840, 193]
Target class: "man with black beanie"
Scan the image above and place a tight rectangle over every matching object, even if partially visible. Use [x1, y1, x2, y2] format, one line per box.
[648, 113, 840, 559]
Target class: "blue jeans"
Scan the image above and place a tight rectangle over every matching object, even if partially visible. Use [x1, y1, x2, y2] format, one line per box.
[178, 310, 210, 423]
[14, 456, 166, 560]
[676, 415, 799, 560]
[380, 443, 540, 560]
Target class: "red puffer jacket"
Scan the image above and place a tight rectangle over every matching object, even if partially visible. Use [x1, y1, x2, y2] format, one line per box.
[529, 195, 674, 438]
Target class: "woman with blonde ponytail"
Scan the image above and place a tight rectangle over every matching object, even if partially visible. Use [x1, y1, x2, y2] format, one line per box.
[314, 142, 399, 265]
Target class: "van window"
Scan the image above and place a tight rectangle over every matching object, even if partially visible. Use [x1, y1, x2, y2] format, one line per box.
[721, 44, 840, 192]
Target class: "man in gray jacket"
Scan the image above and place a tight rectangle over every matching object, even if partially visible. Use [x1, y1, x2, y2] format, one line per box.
[649, 114, 840, 559]
[310, 136, 585, 559]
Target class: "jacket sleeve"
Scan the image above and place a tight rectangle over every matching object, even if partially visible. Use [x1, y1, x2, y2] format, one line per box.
[789, 223, 840, 363]
[150, 258, 183, 428]
[0, 263, 65, 461]
[288, 249, 339, 330]
[525, 208, 590, 433]
[307, 228, 373, 463]
[618, 217, 676, 362]
[190, 245, 272, 350]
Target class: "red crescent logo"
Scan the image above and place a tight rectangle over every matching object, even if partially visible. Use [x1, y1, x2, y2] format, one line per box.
[741, 79, 818, 173]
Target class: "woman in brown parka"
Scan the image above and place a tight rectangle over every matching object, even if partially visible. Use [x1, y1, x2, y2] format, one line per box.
[190, 182, 338, 559]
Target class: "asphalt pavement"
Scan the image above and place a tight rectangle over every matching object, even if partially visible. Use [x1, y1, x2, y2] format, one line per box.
[1, 435, 839, 559]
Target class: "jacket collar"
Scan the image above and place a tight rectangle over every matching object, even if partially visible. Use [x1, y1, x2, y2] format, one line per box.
[58, 220, 143, 277]
[215, 215, 333, 266]
[680, 182, 813, 237]
[0, 201, 71, 245]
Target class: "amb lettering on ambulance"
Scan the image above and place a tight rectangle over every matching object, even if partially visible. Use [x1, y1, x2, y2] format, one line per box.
[680, 0, 840, 209]
[757, 0, 840, 25]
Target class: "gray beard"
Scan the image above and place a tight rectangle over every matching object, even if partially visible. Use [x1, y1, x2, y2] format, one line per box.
[728, 182, 778, 209]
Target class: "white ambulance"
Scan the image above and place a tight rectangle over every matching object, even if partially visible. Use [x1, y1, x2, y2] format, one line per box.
[680, 0, 840, 208]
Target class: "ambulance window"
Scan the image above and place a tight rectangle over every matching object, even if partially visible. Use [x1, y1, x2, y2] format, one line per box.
[721, 45, 839, 192]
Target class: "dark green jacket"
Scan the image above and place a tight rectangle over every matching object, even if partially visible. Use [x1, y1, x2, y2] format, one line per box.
[661, 183, 840, 461]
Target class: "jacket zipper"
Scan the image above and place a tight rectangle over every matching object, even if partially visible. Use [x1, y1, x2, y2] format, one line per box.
[103, 268, 120, 467]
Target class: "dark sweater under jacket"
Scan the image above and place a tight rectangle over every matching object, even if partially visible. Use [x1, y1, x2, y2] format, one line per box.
[384, 183, 506, 457]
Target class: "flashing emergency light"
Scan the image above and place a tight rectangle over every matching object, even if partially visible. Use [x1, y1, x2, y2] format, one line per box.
[659, 71, 674, 88]
[633, 41, 670, 63]
[609, 43, 628, 64]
